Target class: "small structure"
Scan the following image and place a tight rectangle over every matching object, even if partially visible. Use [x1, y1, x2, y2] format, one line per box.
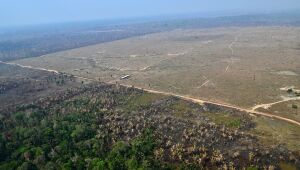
[120, 75, 130, 80]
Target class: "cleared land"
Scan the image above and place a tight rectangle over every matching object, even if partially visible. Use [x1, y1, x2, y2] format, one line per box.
[13, 26, 300, 120]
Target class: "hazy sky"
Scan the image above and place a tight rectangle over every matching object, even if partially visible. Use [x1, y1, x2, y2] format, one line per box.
[1, 0, 300, 27]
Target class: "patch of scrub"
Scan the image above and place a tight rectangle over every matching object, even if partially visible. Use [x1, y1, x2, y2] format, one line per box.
[280, 86, 300, 96]
[280, 86, 295, 91]
[122, 92, 166, 112]
[276, 71, 298, 76]
[252, 116, 300, 151]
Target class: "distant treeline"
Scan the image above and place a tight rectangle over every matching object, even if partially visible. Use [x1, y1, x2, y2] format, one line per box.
[0, 12, 300, 61]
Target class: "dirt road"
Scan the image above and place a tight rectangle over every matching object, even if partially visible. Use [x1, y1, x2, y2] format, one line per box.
[251, 96, 300, 111]
[1, 61, 300, 127]
[225, 34, 240, 73]
[129, 86, 300, 127]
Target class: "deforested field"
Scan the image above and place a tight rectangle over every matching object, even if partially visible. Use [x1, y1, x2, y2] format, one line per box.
[14, 26, 300, 118]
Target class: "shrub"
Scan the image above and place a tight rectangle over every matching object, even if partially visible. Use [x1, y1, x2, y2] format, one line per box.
[292, 104, 298, 109]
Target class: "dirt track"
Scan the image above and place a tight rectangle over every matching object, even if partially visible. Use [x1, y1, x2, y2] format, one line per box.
[251, 97, 300, 111]
[1, 60, 300, 127]
[131, 86, 300, 127]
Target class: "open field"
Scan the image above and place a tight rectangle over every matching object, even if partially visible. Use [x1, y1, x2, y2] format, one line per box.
[14, 26, 300, 118]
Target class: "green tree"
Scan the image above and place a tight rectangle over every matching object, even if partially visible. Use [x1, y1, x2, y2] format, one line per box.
[107, 142, 129, 170]
[17, 162, 37, 170]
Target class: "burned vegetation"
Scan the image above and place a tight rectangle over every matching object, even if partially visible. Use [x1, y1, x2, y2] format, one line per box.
[0, 64, 299, 169]
[0, 63, 81, 113]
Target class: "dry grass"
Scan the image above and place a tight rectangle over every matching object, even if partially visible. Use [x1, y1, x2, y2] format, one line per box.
[251, 116, 300, 151]
[14, 27, 300, 109]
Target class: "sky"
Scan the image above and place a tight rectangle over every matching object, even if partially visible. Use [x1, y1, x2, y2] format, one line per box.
[1, 0, 300, 27]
